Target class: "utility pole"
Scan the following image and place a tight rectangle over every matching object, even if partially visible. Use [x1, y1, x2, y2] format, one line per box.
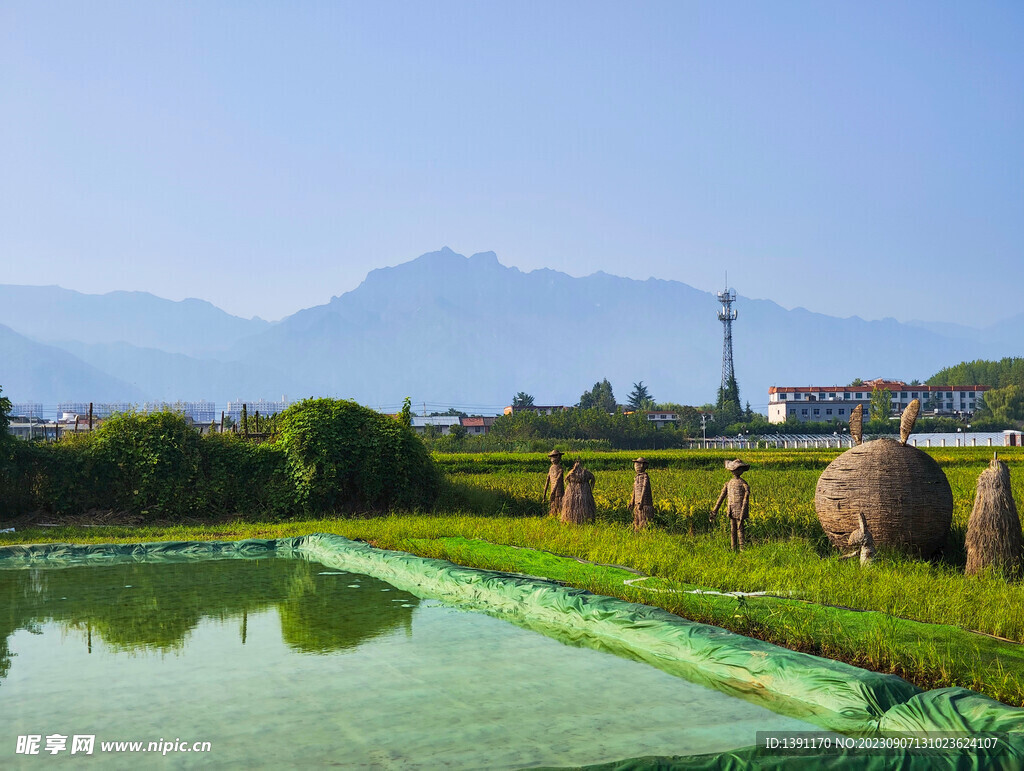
[700, 413, 714, 448]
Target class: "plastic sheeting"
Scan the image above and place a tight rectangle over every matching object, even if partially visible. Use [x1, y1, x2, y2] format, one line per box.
[3, 534, 1023, 769]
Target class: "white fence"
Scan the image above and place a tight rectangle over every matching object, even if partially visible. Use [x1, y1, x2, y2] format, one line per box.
[691, 432, 1009, 450]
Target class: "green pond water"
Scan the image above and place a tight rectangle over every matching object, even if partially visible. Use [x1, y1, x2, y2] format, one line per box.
[1, 556, 819, 768]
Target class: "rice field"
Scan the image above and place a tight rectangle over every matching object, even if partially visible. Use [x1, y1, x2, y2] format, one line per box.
[433, 447, 1024, 642]
[437, 447, 1024, 548]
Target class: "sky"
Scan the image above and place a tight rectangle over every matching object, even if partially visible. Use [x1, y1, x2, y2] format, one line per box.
[2, 2, 1022, 324]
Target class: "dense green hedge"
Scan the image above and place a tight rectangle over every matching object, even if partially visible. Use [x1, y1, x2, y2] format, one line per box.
[277, 398, 440, 513]
[0, 402, 439, 521]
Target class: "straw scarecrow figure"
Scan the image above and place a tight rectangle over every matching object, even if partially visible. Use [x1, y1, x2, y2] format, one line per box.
[966, 456, 1023, 579]
[815, 399, 953, 558]
[542, 449, 565, 518]
[628, 457, 654, 531]
[711, 459, 751, 551]
[561, 460, 596, 525]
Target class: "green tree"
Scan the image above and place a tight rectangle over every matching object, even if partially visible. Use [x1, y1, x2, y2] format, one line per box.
[979, 385, 1024, 423]
[849, 378, 864, 387]
[675, 406, 701, 436]
[512, 392, 535, 408]
[0, 385, 11, 438]
[626, 381, 655, 411]
[717, 375, 740, 413]
[579, 379, 616, 412]
[715, 400, 741, 427]
[398, 397, 413, 429]
[927, 358, 1024, 388]
[277, 398, 439, 513]
[869, 387, 892, 423]
[430, 408, 467, 417]
[448, 423, 467, 441]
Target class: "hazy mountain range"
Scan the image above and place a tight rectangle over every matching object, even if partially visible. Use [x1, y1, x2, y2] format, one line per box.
[1, 248, 1019, 411]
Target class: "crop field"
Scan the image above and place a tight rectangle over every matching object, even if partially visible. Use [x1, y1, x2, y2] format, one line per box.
[426, 447, 1024, 705]
[436, 447, 1024, 549]
[5, 446, 1024, 706]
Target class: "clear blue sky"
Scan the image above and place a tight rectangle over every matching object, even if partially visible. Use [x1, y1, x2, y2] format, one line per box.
[2, 1, 1021, 323]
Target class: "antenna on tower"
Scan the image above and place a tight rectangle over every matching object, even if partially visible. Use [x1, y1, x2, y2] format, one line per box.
[717, 278, 738, 406]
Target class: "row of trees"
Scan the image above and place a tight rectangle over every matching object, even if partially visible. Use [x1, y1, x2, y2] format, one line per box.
[515, 379, 658, 413]
[928, 358, 1024, 425]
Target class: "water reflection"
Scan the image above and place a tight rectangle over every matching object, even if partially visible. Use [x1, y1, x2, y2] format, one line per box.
[0, 557, 419, 682]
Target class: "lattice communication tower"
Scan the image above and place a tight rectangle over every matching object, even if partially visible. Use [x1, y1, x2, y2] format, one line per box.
[717, 284, 738, 397]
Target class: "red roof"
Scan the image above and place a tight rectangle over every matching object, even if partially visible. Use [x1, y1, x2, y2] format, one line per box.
[768, 384, 990, 394]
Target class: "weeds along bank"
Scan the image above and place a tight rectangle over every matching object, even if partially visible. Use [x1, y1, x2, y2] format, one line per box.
[0, 401, 439, 520]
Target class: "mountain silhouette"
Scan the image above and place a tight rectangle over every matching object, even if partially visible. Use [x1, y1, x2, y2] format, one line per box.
[1, 249, 1016, 409]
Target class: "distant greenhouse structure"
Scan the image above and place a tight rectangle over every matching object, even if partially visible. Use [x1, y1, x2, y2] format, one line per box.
[143, 401, 217, 424]
[54, 401, 217, 424]
[57, 402, 137, 420]
[225, 398, 291, 423]
[10, 403, 43, 419]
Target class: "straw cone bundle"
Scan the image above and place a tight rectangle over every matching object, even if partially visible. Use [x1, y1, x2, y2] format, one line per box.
[966, 459, 1023, 578]
[815, 403, 952, 557]
[850, 404, 864, 446]
[561, 461, 596, 525]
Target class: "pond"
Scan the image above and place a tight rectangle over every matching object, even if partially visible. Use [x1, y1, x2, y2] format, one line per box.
[1, 554, 820, 768]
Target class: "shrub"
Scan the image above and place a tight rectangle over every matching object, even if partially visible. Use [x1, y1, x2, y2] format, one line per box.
[83, 411, 207, 516]
[277, 398, 440, 514]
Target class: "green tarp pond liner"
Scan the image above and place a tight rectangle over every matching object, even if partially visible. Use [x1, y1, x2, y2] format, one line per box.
[2, 533, 1023, 769]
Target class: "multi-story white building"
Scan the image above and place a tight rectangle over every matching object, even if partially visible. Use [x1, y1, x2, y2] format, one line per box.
[643, 410, 679, 429]
[768, 379, 990, 424]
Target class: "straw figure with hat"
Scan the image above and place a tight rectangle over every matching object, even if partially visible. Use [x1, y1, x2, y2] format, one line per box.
[561, 460, 597, 525]
[629, 457, 654, 531]
[542, 449, 566, 518]
[966, 455, 1023, 579]
[815, 399, 953, 558]
[711, 459, 751, 551]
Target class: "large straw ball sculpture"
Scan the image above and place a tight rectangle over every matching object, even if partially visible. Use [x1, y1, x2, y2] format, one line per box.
[966, 457, 1023, 578]
[815, 399, 953, 557]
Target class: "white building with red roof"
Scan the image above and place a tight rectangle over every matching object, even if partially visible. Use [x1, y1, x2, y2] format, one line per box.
[767, 378, 990, 424]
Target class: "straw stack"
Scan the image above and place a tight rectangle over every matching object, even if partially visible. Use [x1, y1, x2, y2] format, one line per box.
[849, 404, 864, 446]
[815, 400, 953, 557]
[966, 458, 1023, 578]
[561, 461, 597, 525]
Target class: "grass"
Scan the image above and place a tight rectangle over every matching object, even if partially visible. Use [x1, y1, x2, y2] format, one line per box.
[4, 446, 1024, 706]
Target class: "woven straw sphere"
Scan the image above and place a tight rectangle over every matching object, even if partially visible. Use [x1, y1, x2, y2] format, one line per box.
[815, 439, 953, 557]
